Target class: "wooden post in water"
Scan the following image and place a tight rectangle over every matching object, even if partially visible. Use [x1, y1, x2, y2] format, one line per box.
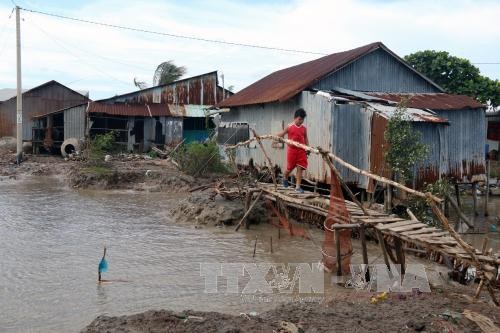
[360, 224, 370, 281]
[253, 236, 258, 258]
[484, 159, 490, 217]
[335, 230, 342, 277]
[472, 182, 478, 216]
[454, 183, 461, 207]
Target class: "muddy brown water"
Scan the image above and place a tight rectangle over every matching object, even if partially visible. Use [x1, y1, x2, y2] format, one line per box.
[0, 177, 333, 332]
[0, 177, 498, 332]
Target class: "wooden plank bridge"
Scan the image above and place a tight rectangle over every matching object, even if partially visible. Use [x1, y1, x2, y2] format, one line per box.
[226, 132, 499, 305]
[255, 182, 500, 268]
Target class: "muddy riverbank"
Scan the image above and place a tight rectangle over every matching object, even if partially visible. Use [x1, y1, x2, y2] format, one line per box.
[2, 150, 499, 332]
[82, 286, 499, 333]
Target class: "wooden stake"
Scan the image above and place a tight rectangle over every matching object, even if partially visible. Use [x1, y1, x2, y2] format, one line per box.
[250, 128, 277, 189]
[485, 159, 490, 217]
[394, 237, 405, 275]
[444, 193, 474, 228]
[376, 228, 391, 272]
[270, 236, 273, 253]
[253, 236, 258, 258]
[454, 183, 461, 208]
[335, 230, 342, 277]
[360, 224, 370, 281]
[235, 191, 262, 231]
[472, 182, 478, 216]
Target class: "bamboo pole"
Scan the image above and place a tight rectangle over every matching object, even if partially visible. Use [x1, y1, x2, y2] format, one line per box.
[444, 193, 474, 228]
[225, 134, 442, 203]
[250, 129, 277, 189]
[235, 191, 262, 231]
[318, 148, 371, 216]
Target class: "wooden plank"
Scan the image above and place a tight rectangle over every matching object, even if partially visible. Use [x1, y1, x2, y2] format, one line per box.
[376, 220, 417, 230]
[418, 231, 450, 238]
[388, 223, 428, 232]
[359, 217, 405, 224]
[401, 227, 439, 236]
[424, 239, 458, 245]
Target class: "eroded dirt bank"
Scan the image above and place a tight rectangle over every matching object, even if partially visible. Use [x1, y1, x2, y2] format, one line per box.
[82, 287, 499, 333]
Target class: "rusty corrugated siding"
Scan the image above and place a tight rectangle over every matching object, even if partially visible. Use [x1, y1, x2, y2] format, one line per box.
[104, 72, 228, 106]
[367, 92, 484, 110]
[87, 102, 177, 117]
[367, 113, 390, 192]
[0, 81, 88, 140]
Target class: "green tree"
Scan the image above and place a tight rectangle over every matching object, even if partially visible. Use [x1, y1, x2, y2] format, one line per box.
[153, 60, 187, 86]
[404, 50, 500, 106]
[384, 102, 428, 184]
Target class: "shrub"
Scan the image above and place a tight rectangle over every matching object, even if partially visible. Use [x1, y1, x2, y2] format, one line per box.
[172, 140, 228, 176]
[404, 178, 454, 226]
[85, 131, 118, 166]
[384, 102, 429, 184]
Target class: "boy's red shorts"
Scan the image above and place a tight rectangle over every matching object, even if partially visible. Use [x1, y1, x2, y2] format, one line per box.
[287, 149, 308, 171]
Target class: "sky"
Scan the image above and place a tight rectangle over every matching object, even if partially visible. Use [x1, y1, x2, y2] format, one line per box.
[0, 0, 499, 99]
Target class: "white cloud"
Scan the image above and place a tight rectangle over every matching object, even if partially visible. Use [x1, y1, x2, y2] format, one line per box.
[0, 0, 498, 99]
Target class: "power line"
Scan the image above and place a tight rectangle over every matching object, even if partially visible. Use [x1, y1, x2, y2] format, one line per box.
[19, 7, 328, 56]
[28, 17, 133, 87]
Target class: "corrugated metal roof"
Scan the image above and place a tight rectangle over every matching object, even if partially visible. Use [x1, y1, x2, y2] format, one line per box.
[367, 92, 484, 110]
[87, 102, 179, 117]
[0, 81, 88, 102]
[365, 102, 449, 123]
[219, 42, 443, 107]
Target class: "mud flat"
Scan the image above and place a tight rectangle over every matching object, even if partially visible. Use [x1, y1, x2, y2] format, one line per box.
[82, 286, 500, 333]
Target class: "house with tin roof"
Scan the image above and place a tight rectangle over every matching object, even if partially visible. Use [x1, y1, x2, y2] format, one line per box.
[218, 42, 486, 190]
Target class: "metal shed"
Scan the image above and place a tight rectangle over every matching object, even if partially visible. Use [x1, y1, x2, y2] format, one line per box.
[0, 80, 88, 140]
[99, 71, 231, 143]
[218, 42, 486, 189]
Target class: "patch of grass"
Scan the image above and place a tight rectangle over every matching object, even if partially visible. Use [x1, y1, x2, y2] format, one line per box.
[81, 166, 113, 176]
[172, 140, 228, 176]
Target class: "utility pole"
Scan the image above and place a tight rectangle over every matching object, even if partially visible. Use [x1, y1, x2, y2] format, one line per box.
[15, 6, 23, 164]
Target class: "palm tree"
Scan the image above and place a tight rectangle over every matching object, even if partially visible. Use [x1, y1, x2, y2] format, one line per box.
[153, 61, 187, 86]
[133, 77, 148, 90]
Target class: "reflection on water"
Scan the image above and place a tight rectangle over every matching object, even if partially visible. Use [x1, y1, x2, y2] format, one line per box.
[0, 177, 328, 332]
[458, 195, 500, 252]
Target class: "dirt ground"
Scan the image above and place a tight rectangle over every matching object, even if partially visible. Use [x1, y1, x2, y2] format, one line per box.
[82, 286, 499, 333]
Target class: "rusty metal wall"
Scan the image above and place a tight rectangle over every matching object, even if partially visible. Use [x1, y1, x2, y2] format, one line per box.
[64, 105, 86, 140]
[313, 48, 441, 93]
[139, 116, 183, 151]
[408, 108, 485, 186]
[0, 83, 87, 140]
[108, 72, 223, 106]
[331, 103, 372, 188]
